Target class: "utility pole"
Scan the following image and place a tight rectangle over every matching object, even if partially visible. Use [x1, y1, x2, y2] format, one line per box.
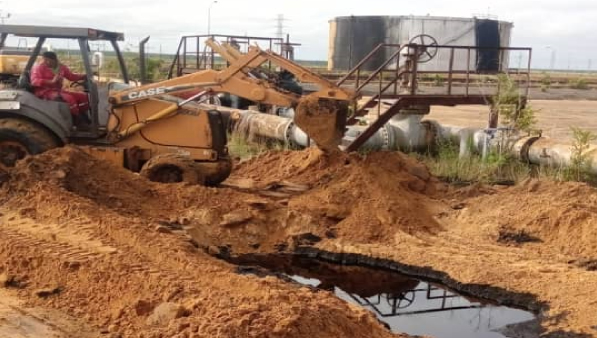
[567, 54, 571, 72]
[274, 14, 290, 55]
[546, 46, 556, 71]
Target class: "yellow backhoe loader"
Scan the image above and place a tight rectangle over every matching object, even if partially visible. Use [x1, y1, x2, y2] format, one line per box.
[0, 25, 356, 185]
[110, 38, 356, 152]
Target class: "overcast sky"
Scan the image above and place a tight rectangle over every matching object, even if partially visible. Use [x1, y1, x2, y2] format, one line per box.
[3, 0, 596, 70]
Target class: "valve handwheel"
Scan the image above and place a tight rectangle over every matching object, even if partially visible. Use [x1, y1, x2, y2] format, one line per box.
[409, 34, 439, 63]
[386, 290, 416, 309]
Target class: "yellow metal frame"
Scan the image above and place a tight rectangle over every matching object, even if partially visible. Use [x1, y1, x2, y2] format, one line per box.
[109, 39, 356, 107]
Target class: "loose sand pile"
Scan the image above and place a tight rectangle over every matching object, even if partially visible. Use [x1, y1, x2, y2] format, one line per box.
[2, 146, 597, 337]
[447, 179, 597, 258]
[194, 148, 446, 251]
[0, 147, 402, 338]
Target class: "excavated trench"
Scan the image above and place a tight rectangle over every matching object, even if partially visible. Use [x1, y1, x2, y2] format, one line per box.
[2, 147, 597, 337]
[213, 250, 540, 338]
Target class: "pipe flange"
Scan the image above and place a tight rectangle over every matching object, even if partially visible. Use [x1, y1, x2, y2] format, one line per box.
[379, 125, 391, 150]
[285, 121, 299, 148]
[519, 136, 541, 163]
[420, 120, 439, 148]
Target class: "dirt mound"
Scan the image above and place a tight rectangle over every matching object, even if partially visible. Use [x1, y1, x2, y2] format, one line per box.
[449, 179, 597, 258]
[235, 147, 443, 191]
[233, 148, 347, 184]
[215, 149, 447, 248]
[3, 145, 597, 336]
[3, 146, 446, 250]
[288, 152, 445, 243]
[0, 146, 402, 338]
[1, 146, 170, 216]
[0, 146, 245, 221]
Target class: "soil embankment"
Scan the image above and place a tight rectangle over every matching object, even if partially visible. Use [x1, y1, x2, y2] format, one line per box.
[1, 146, 596, 337]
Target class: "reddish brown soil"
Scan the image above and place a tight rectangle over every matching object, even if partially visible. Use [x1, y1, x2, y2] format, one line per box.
[1, 146, 597, 337]
[208, 149, 597, 337]
[214, 149, 445, 249]
[294, 95, 346, 152]
[446, 179, 597, 258]
[0, 147, 400, 338]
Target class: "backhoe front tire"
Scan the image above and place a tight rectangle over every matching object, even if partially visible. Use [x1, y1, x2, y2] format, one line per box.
[140, 153, 204, 185]
[195, 157, 233, 186]
[0, 117, 59, 174]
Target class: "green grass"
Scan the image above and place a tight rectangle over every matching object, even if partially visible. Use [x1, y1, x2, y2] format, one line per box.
[412, 141, 532, 185]
[230, 130, 597, 186]
[413, 131, 597, 186]
[563, 127, 597, 183]
[569, 78, 590, 90]
[227, 134, 269, 161]
[227, 133, 293, 161]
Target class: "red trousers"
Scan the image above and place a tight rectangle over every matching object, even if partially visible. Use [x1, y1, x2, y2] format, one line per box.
[39, 90, 89, 116]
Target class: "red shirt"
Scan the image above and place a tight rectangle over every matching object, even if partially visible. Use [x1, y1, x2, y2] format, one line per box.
[30, 62, 85, 97]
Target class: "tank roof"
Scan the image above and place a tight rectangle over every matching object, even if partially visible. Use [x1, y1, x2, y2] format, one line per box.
[329, 15, 513, 25]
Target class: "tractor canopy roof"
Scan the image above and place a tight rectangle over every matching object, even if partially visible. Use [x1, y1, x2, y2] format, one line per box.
[0, 25, 124, 41]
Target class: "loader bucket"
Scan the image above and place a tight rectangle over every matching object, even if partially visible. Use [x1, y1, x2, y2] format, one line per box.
[294, 95, 348, 153]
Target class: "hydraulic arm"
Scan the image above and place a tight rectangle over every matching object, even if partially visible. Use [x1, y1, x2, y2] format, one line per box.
[109, 40, 358, 152]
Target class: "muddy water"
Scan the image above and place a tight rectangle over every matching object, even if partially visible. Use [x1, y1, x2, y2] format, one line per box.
[228, 255, 536, 338]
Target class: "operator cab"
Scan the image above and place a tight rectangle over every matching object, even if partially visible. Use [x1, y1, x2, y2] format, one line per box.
[0, 25, 130, 140]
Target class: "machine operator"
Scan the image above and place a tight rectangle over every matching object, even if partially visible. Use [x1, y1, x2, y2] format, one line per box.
[31, 51, 90, 127]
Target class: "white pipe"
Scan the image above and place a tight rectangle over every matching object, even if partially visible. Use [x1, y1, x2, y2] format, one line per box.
[236, 110, 469, 152]
[231, 109, 597, 176]
[512, 136, 597, 175]
[387, 114, 430, 151]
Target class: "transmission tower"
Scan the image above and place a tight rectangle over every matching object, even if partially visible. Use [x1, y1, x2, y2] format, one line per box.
[275, 14, 286, 40]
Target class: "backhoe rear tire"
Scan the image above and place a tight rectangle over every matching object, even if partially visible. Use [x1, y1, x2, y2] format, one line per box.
[140, 153, 204, 185]
[0, 117, 59, 175]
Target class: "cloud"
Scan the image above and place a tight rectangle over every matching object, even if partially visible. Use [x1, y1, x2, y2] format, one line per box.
[4, 0, 596, 68]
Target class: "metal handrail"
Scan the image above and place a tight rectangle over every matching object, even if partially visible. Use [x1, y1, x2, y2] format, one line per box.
[337, 43, 402, 86]
[342, 43, 532, 100]
[356, 47, 406, 93]
[168, 34, 293, 79]
[336, 44, 386, 85]
[354, 69, 409, 116]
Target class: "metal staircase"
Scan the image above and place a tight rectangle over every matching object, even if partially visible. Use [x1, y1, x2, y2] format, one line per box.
[337, 38, 532, 151]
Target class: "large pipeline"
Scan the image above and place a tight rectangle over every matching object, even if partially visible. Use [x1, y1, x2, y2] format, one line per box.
[235, 109, 485, 154]
[512, 137, 597, 173]
[230, 108, 597, 175]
